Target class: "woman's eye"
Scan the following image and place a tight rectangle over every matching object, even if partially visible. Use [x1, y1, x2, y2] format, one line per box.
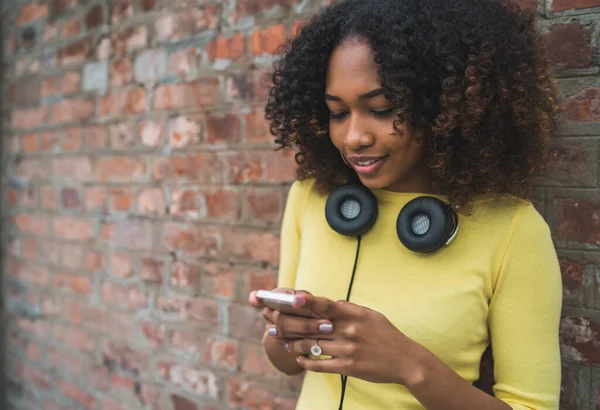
[371, 108, 395, 117]
[330, 112, 348, 120]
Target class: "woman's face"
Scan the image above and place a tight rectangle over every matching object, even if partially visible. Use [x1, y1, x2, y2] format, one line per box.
[325, 39, 433, 193]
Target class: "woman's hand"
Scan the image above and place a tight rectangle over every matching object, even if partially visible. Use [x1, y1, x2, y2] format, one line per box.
[249, 288, 334, 340]
[270, 293, 428, 386]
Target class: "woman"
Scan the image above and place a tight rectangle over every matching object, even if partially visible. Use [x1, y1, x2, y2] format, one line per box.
[248, 0, 563, 409]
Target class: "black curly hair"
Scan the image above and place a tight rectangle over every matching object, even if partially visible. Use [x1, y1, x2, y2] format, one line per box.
[265, 0, 560, 212]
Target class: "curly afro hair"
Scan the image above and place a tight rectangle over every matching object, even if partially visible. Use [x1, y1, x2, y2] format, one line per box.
[265, 0, 560, 212]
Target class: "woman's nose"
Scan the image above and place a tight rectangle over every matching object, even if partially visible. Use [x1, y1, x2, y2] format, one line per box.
[344, 116, 375, 150]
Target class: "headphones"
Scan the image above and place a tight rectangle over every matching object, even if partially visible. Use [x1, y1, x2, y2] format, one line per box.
[325, 183, 459, 253]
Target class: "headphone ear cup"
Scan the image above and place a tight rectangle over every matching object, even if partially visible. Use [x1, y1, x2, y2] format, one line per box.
[396, 197, 458, 253]
[326, 184, 378, 237]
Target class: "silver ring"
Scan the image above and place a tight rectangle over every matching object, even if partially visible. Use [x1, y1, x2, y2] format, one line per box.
[310, 341, 323, 357]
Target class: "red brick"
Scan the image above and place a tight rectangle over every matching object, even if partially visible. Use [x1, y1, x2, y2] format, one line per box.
[109, 123, 136, 149]
[221, 151, 264, 184]
[553, 0, 600, 11]
[205, 34, 245, 61]
[102, 399, 126, 410]
[170, 261, 199, 291]
[245, 189, 281, 222]
[13, 158, 49, 180]
[86, 250, 104, 271]
[251, 24, 286, 56]
[560, 316, 600, 362]
[153, 79, 220, 110]
[224, 230, 280, 264]
[112, 26, 148, 56]
[227, 378, 280, 409]
[60, 243, 84, 269]
[10, 261, 49, 287]
[264, 148, 297, 182]
[138, 188, 166, 215]
[86, 4, 104, 29]
[169, 189, 205, 219]
[100, 220, 153, 250]
[101, 282, 147, 309]
[85, 186, 107, 211]
[170, 329, 201, 357]
[53, 323, 95, 352]
[58, 40, 92, 66]
[188, 298, 220, 327]
[61, 71, 81, 95]
[546, 22, 594, 70]
[554, 198, 600, 246]
[96, 156, 147, 182]
[141, 258, 163, 284]
[171, 394, 198, 410]
[140, 0, 158, 11]
[111, 1, 134, 24]
[62, 16, 82, 37]
[63, 297, 85, 324]
[53, 217, 93, 241]
[13, 106, 48, 129]
[21, 237, 40, 261]
[201, 263, 236, 299]
[57, 379, 96, 408]
[163, 223, 220, 256]
[157, 295, 191, 319]
[62, 187, 82, 210]
[234, 0, 298, 21]
[24, 338, 42, 362]
[18, 362, 51, 390]
[153, 153, 224, 183]
[53, 0, 77, 13]
[203, 337, 237, 369]
[84, 125, 109, 149]
[138, 119, 164, 147]
[11, 77, 42, 105]
[242, 269, 278, 297]
[102, 341, 149, 372]
[49, 97, 95, 124]
[17, 3, 49, 25]
[14, 214, 49, 235]
[560, 88, 600, 122]
[168, 48, 200, 77]
[154, 8, 221, 42]
[244, 108, 271, 143]
[98, 87, 146, 117]
[205, 189, 240, 220]
[110, 188, 133, 211]
[141, 322, 167, 347]
[206, 113, 240, 144]
[42, 77, 59, 98]
[242, 343, 279, 378]
[53, 156, 94, 181]
[53, 272, 92, 295]
[168, 115, 201, 148]
[110, 253, 133, 278]
[110, 58, 133, 87]
[158, 363, 219, 398]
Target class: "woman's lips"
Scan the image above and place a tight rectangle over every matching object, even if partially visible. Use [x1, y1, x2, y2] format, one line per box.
[348, 156, 389, 176]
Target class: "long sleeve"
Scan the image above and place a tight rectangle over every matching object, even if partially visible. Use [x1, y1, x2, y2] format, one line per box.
[488, 204, 563, 410]
[276, 179, 313, 289]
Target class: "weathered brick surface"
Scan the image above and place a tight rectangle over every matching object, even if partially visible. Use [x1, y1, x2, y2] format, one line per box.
[0, 0, 598, 409]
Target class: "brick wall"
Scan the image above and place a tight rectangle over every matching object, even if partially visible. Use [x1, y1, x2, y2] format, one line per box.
[0, 0, 598, 409]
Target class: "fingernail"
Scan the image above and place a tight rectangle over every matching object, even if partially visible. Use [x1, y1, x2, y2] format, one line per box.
[267, 327, 277, 336]
[293, 295, 305, 307]
[284, 342, 289, 351]
[296, 357, 301, 365]
[318, 323, 333, 333]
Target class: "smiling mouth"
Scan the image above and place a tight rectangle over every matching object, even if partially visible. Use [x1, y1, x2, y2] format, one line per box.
[348, 155, 389, 176]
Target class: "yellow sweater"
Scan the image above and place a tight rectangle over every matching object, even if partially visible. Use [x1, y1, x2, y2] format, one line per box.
[274, 178, 562, 410]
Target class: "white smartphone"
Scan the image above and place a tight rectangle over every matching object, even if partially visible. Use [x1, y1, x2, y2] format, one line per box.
[255, 290, 317, 318]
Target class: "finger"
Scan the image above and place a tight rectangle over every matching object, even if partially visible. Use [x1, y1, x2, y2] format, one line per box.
[296, 355, 353, 374]
[248, 291, 262, 307]
[293, 295, 343, 319]
[271, 314, 335, 339]
[286, 339, 348, 357]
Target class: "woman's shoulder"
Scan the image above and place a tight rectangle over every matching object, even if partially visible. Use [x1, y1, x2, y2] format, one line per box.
[469, 194, 551, 236]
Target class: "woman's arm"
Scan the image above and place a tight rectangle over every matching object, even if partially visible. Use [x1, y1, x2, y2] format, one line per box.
[405, 349, 511, 410]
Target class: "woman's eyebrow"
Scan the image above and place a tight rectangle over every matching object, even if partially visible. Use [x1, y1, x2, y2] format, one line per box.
[325, 87, 386, 101]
